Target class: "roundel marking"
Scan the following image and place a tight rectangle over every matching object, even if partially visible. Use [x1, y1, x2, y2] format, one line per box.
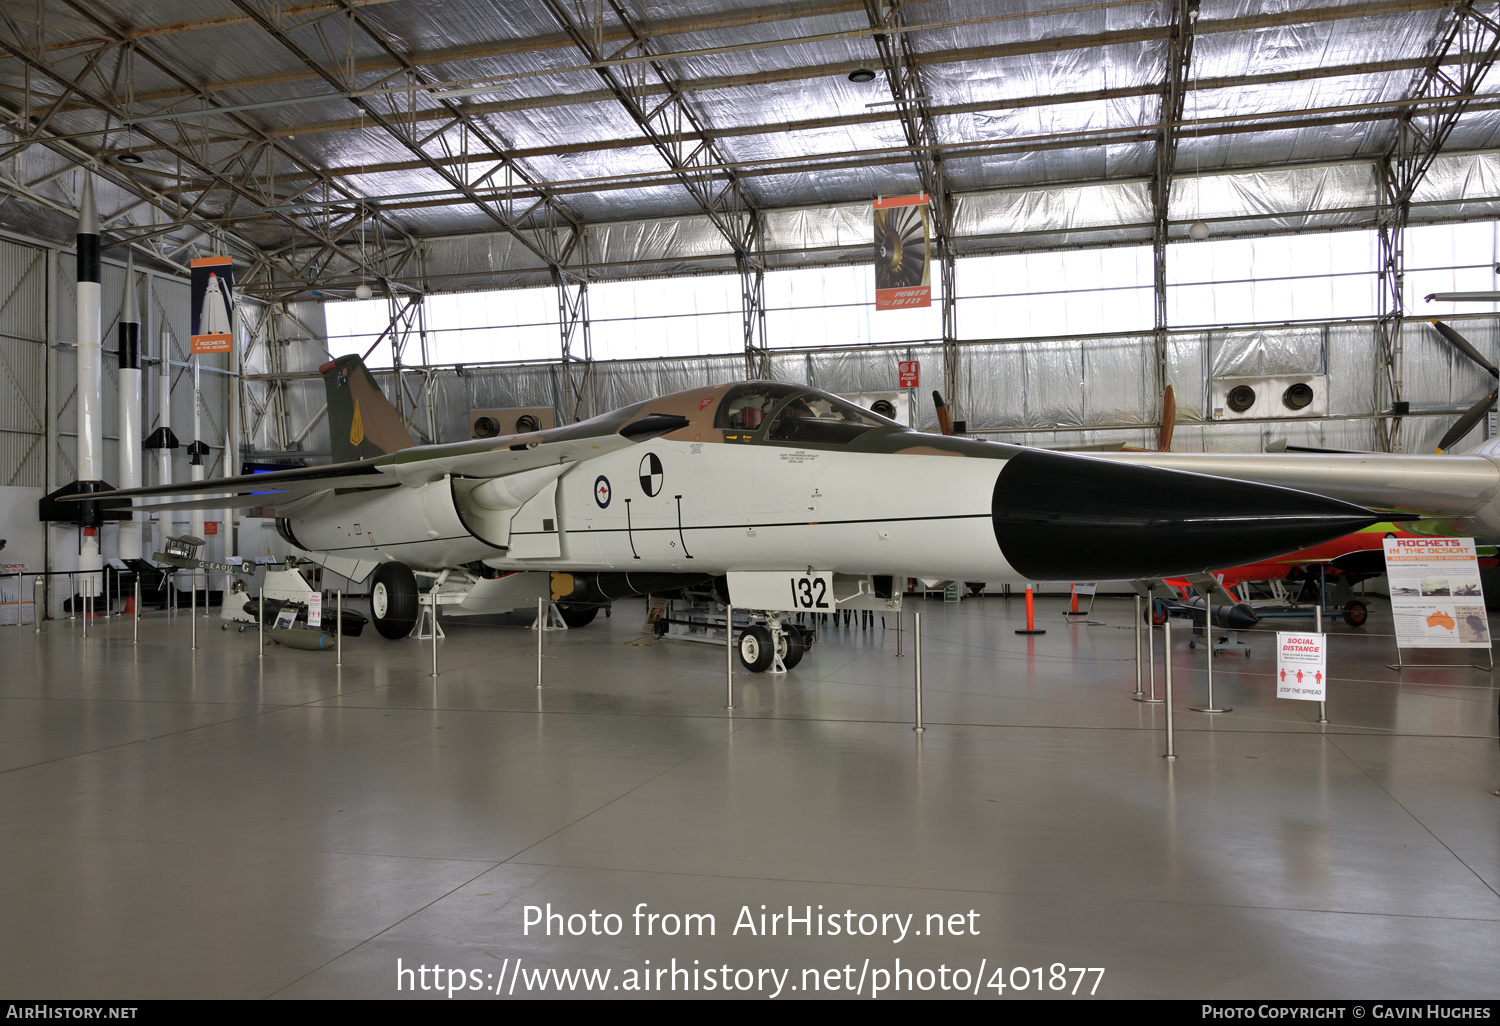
[639, 452, 664, 497]
[594, 475, 611, 508]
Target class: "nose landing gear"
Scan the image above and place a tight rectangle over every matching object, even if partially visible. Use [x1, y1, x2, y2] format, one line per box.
[736, 615, 806, 673]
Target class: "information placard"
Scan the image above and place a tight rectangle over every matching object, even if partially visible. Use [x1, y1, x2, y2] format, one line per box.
[1276, 632, 1327, 701]
[1383, 537, 1490, 649]
[307, 592, 322, 628]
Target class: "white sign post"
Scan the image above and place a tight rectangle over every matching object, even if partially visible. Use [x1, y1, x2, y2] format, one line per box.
[1276, 632, 1327, 702]
[1383, 537, 1493, 670]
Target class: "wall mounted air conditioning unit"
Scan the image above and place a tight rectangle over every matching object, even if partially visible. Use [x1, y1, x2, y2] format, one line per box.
[469, 406, 556, 439]
[1210, 375, 1328, 420]
[841, 391, 912, 426]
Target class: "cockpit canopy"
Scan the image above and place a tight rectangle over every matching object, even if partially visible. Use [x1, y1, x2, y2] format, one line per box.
[714, 383, 898, 446]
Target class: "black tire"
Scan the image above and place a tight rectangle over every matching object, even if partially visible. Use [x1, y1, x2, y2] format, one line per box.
[370, 562, 419, 639]
[559, 604, 598, 629]
[777, 626, 805, 670]
[1342, 600, 1368, 628]
[738, 624, 774, 673]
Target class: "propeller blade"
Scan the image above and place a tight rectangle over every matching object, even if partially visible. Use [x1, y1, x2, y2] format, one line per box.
[1430, 319, 1500, 378]
[1436, 389, 1499, 454]
[932, 390, 953, 436]
[1158, 384, 1177, 452]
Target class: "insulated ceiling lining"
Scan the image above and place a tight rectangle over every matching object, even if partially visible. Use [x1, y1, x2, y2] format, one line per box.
[1, 0, 1499, 293]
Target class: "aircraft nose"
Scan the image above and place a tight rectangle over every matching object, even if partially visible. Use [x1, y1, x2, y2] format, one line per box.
[992, 448, 1379, 581]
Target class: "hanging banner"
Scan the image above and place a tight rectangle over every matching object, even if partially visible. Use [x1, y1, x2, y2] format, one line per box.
[1276, 632, 1327, 701]
[190, 256, 234, 355]
[1383, 537, 1490, 648]
[874, 194, 931, 310]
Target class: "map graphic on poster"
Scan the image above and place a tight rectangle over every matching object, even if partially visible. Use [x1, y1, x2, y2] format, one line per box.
[1382, 537, 1490, 649]
[1276, 631, 1327, 701]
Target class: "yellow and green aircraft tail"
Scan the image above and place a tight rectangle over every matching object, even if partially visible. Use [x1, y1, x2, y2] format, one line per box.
[319, 354, 417, 463]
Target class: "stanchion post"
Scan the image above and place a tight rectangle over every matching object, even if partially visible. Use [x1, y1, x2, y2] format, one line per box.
[133, 579, 140, 644]
[535, 596, 544, 689]
[1163, 618, 1176, 760]
[258, 589, 264, 659]
[190, 580, 197, 650]
[69, 572, 75, 620]
[33, 576, 43, 633]
[913, 610, 925, 733]
[1316, 604, 1328, 724]
[896, 607, 903, 657]
[725, 603, 734, 710]
[431, 595, 439, 679]
[82, 587, 88, 639]
[336, 590, 343, 666]
[1192, 607, 1231, 714]
[1133, 595, 1143, 696]
[1135, 596, 1163, 705]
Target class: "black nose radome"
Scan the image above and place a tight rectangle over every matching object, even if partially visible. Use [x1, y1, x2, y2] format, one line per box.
[993, 448, 1379, 582]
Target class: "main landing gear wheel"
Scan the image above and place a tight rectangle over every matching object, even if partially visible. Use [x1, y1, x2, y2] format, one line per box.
[370, 562, 419, 639]
[738, 624, 774, 673]
[1342, 600, 1368, 628]
[558, 604, 598, 629]
[777, 625, 806, 670]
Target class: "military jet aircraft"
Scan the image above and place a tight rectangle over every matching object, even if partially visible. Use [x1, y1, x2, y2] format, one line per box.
[75, 355, 1381, 671]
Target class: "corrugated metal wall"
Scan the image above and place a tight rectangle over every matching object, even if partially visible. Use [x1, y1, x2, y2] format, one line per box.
[0, 238, 46, 487]
[363, 313, 1500, 458]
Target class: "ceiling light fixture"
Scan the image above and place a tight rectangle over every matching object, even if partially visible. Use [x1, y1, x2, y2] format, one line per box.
[117, 152, 144, 164]
[848, 68, 877, 83]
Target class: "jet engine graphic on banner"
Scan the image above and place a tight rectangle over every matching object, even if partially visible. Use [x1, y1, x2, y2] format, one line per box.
[873, 194, 931, 310]
[190, 255, 234, 355]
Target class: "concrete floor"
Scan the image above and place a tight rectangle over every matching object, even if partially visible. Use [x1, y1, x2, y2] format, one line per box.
[2, 594, 1498, 999]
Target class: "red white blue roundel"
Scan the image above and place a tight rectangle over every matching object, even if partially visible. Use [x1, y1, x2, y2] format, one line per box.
[594, 475, 611, 508]
[639, 453, 663, 496]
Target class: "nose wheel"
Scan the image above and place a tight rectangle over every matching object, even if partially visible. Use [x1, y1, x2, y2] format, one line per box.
[736, 617, 806, 673]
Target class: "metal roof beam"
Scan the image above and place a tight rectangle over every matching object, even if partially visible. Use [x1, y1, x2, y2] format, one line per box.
[184, 51, 1499, 190]
[1374, 0, 1500, 451]
[540, 0, 759, 255]
[1150, 0, 1198, 446]
[38, 0, 1450, 134]
[226, 0, 583, 278]
[172, 90, 1500, 219]
[5, 0, 428, 292]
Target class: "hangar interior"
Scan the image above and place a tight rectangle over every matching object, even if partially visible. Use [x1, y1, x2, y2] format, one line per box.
[2, 0, 1500, 1000]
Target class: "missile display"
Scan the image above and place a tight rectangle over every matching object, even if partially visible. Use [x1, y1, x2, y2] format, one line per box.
[143, 327, 180, 568]
[117, 253, 142, 560]
[37, 175, 129, 583]
[76, 174, 103, 594]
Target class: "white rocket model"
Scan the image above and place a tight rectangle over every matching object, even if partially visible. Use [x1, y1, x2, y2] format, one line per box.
[144, 327, 179, 566]
[116, 253, 142, 560]
[187, 272, 230, 595]
[75, 174, 103, 595]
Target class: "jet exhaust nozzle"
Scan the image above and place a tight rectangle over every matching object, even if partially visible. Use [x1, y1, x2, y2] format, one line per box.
[992, 449, 1380, 582]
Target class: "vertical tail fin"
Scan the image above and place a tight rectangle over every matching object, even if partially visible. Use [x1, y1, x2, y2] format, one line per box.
[319, 354, 416, 463]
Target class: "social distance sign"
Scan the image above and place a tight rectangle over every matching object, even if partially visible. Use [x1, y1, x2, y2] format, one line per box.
[1276, 631, 1326, 702]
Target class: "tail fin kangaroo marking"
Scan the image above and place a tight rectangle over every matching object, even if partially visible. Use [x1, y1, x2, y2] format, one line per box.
[319, 354, 415, 463]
